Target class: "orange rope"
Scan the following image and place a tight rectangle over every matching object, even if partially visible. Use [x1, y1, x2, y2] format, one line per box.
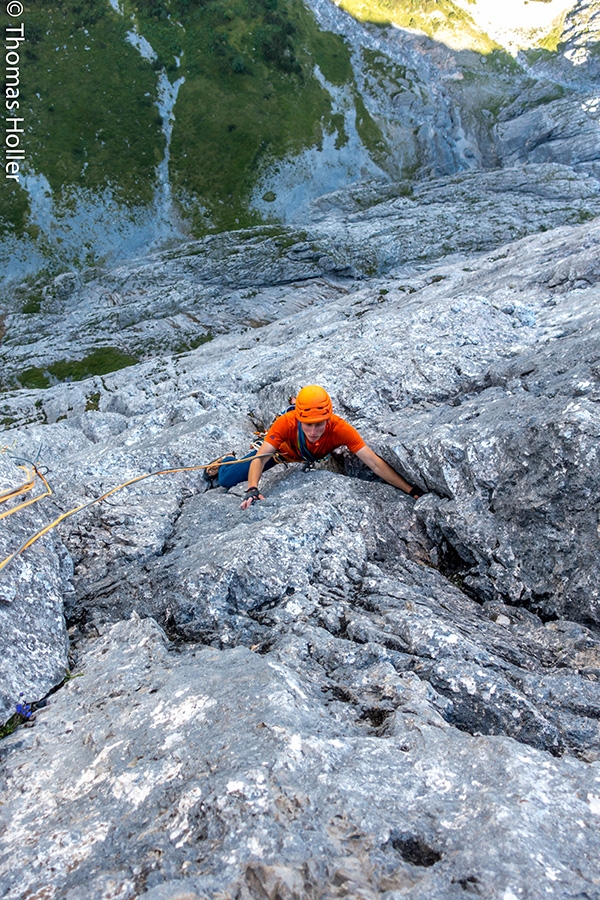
[0, 465, 36, 505]
[0, 454, 276, 575]
[0, 468, 52, 521]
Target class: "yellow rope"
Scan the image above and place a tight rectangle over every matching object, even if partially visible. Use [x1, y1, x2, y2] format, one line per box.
[0, 465, 36, 505]
[0, 467, 52, 521]
[0, 454, 275, 575]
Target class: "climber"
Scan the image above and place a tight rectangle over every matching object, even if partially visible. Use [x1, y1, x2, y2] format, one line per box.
[208, 385, 423, 509]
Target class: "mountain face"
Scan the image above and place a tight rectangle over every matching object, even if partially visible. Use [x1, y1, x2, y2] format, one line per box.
[2, 205, 600, 899]
[1, 2, 600, 898]
[2, 0, 599, 285]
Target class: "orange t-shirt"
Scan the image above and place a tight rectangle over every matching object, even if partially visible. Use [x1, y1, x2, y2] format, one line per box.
[264, 411, 366, 462]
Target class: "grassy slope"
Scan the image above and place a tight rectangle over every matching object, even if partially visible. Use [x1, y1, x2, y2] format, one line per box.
[2, 0, 165, 240]
[163, 0, 359, 231]
[3, 0, 371, 238]
[336, 0, 500, 52]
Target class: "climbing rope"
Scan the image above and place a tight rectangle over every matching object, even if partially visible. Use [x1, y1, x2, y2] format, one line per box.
[0, 465, 37, 505]
[0, 446, 48, 517]
[0, 453, 276, 576]
[0, 465, 52, 521]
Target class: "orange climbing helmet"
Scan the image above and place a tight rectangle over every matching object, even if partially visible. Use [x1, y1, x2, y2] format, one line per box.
[295, 385, 333, 423]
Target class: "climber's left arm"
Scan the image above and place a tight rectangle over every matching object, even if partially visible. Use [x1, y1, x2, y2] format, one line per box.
[355, 446, 421, 497]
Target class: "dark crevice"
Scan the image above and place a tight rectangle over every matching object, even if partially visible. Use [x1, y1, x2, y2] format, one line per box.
[246, 609, 279, 627]
[321, 684, 355, 704]
[447, 372, 495, 407]
[359, 706, 395, 736]
[433, 540, 482, 602]
[528, 592, 561, 623]
[421, 676, 565, 757]
[388, 833, 442, 867]
[160, 619, 215, 648]
[350, 593, 381, 613]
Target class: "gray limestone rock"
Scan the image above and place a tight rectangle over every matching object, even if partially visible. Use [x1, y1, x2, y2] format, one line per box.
[0, 453, 70, 723]
[494, 94, 600, 174]
[1, 614, 599, 900]
[2, 3, 600, 896]
[2, 164, 600, 392]
[2, 123, 600, 900]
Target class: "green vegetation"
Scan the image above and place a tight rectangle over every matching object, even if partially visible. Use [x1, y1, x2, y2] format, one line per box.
[353, 90, 387, 165]
[484, 49, 522, 74]
[7, 0, 361, 238]
[523, 47, 557, 65]
[537, 21, 565, 53]
[361, 48, 409, 87]
[0, 714, 25, 740]
[21, 298, 43, 315]
[0, 700, 32, 739]
[62, 669, 84, 682]
[174, 332, 213, 355]
[337, 0, 500, 53]
[309, 27, 354, 86]
[85, 391, 101, 411]
[46, 347, 139, 381]
[22, 0, 165, 203]
[573, 209, 595, 224]
[167, 0, 357, 231]
[0, 185, 30, 240]
[16, 347, 139, 390]
[17, 367, 50, 390]
[21, 287, 45, 315]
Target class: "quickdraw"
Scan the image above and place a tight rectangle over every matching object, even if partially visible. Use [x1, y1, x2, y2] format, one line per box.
[0, 465, 52, 521]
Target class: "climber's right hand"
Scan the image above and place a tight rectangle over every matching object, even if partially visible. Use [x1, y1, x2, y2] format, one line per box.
[240, 486, 265, 510]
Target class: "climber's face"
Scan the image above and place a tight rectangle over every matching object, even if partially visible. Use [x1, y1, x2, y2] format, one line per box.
[301, 420, 327, 443]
